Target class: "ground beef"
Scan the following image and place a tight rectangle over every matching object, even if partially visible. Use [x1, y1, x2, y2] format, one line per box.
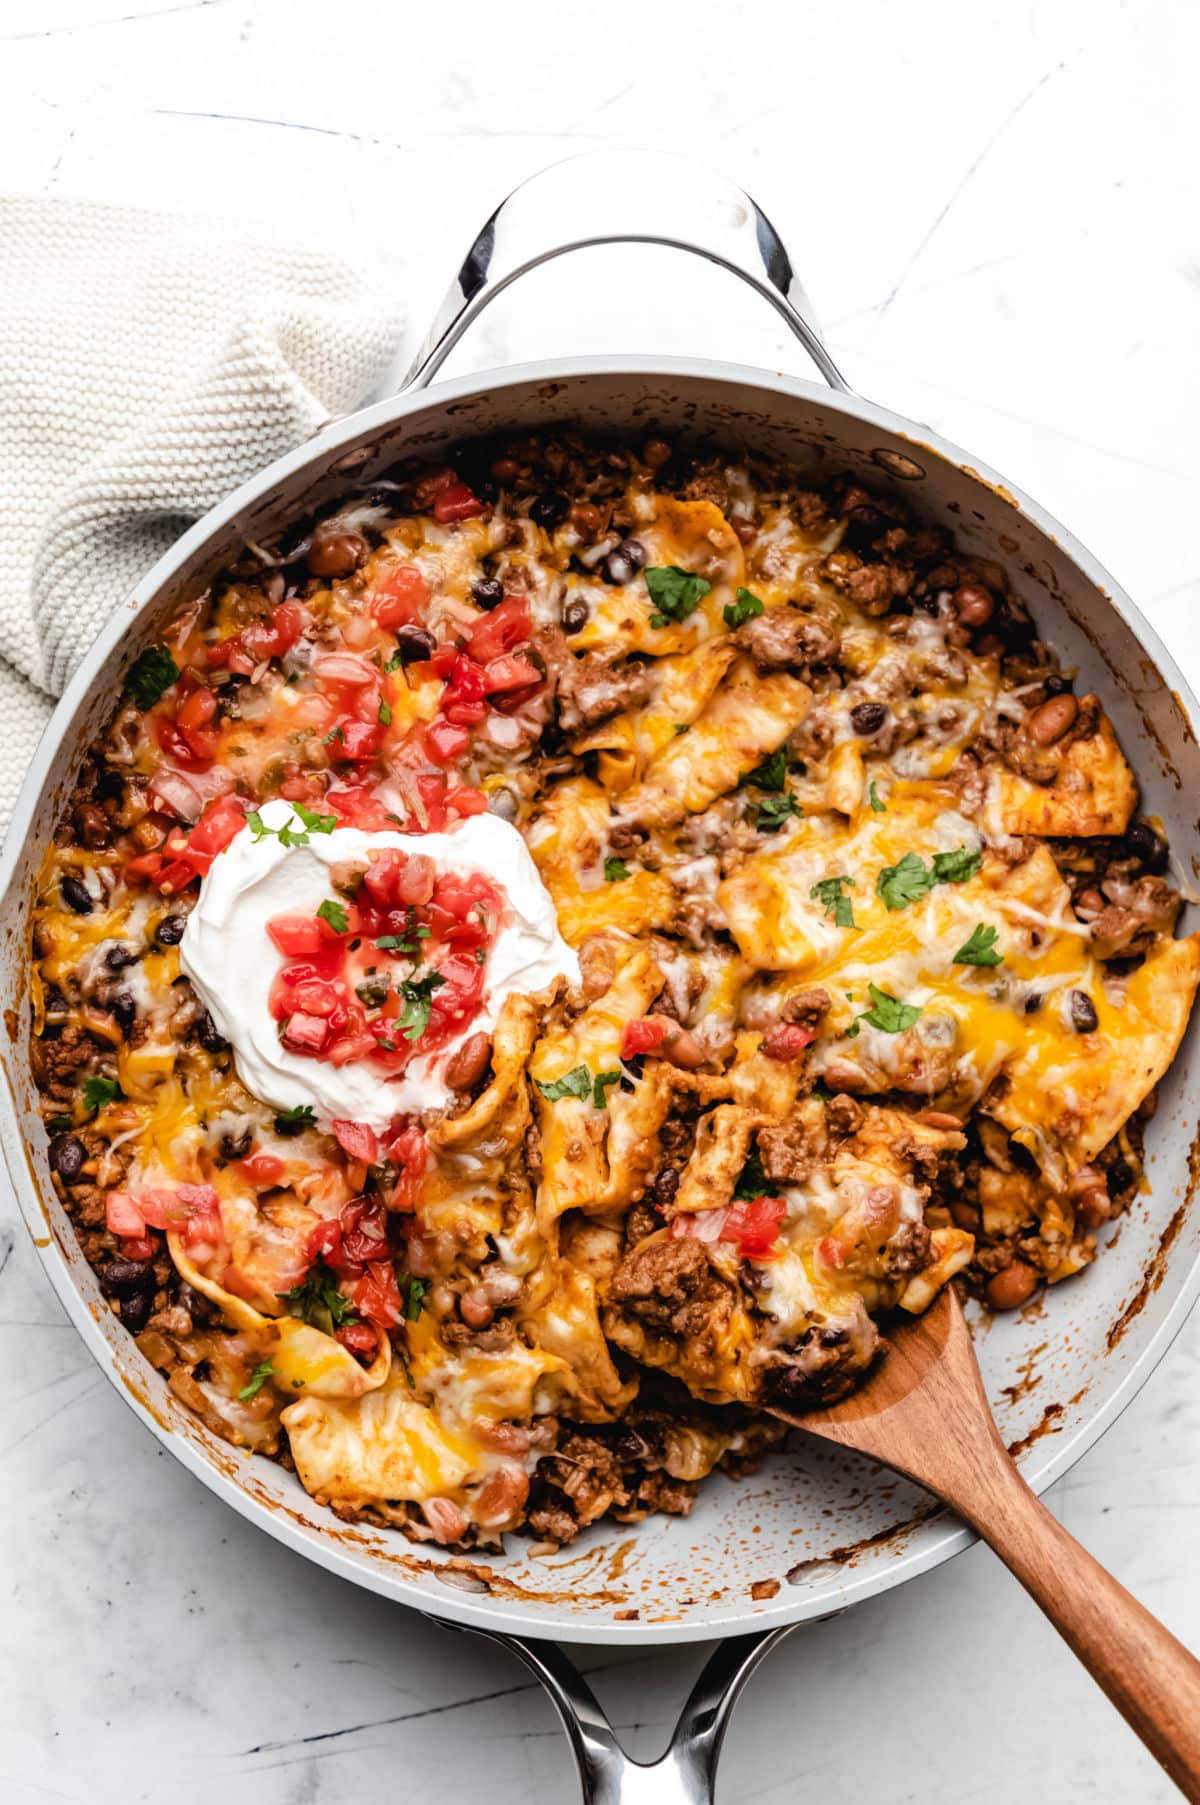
[557, 651, 652, 733]
[30, 1024, 97, 1099]
[763, 1321, 875, 1409]
[608, 1237, 731, 1341]
[884, 1219, 933, 1275]
[757, 1119, 819, 1184]
[735, 604, 841, 672]
[820, 548, 914, 615]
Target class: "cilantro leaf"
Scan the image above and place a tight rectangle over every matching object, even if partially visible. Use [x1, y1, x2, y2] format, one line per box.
[398, 971, 446, 1042]
[125, 645, 180, 711]
[237, 1359, 274, 1401]
[734, 1146, 769, 1200]
[248, 802, 338, 849]
[355, 973, 391, 1008]
[953, 922, 1003, 967]
[644, 565, 711, 629]
[274, 1104, 316, 1136]
[809, 875, 857, 929]
[592, 1069, 623, 1109]
[400, 1273, 430, 1322]
[741, 746, 789, 792]
[751, 792, 803, 833]
[860, 984, 922, 1034]
[535, 1065, 593, 1103]
[323, 726, 346, 746]
[82, 1075, 119, 1115]
[604, 856, 631, 883]
[723, 586, 764, 629]
[279, 1262, 359, 1333]
[673, 722, 689, 736]
[378, 699, 392, 727]
[877, 852, 935, 911]
[868, 781, 886, 813]
[932, 845, 981, 885]
[317, 898, 350, 934]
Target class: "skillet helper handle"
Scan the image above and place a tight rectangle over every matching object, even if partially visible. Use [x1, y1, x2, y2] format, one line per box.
[458, 1625, 793, 1803]
[930, 1424, 1200, 1801]
[398, 149, 851, 394]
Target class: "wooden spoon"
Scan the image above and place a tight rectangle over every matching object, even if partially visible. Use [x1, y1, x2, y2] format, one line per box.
[771, 1286, 1200, 1801]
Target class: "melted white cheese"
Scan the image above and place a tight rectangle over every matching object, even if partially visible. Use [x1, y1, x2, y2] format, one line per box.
[181, 801, 578, 1131]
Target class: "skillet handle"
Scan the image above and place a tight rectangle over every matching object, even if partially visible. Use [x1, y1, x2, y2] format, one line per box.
[397, 150, 851, 395]
[453, 1624, 793, 1803]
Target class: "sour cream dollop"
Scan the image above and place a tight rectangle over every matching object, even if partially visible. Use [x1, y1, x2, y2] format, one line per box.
[180, 800, 579, 1132]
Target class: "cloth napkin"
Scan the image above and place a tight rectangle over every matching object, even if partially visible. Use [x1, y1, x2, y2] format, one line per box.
[0, 194, 405, 840]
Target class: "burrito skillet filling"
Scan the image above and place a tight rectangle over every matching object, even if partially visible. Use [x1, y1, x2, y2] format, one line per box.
[30, 435, 1200, 1550]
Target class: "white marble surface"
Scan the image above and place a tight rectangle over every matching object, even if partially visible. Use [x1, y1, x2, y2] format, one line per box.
[3, 2, 1200, 1799]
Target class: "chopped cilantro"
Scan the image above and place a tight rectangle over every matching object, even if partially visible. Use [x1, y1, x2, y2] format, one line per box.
[604, 856, 631, 882]
[237, 1360, 274, 1402]
[355, 973, 391, 1008]
[82, 1075, 119, 1115]
[323, 726, 345, 746]
[953, 922, 1003, 967]
[859, 984, 922, 1034]
[274, 1104, 317, 1135]
[377, 911, 430, 956]
[877, 851, 936, 911]
[741, 746, 789, 792]
[592, 1069, 623, 1109]
[723, 586, 764, 629]
[378, 699, 392, 727]
[809, 875, 857, 929]
[734, 1146, 769, 1200]
[279, 1262, 359, 1334]
[751, 792, 803, 833]
[535, 1065, 593, 1104]
[868, 781, 886, 813]
[125, 645, 180, 711]
[317, 898, 350, 934]
[247, 802, 337, 849]
[811, 1081, 833, 1101]
[398, 971, 446, 1042]
[673, 722, 690, 736]
[644, 565, 711, 629]
[932, 846, 981, 885]
[400, 1273, 430, 1322]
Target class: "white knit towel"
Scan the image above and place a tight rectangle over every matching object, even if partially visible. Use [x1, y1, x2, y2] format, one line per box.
[0, 195, 405, 840]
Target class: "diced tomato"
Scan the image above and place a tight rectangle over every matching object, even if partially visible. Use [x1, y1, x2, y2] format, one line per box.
[352, 1260, 403, 1327]
[335, 1321, 381, 1360]
[361, 849, 408, 909]
[761, 1023, 816, 1061]
[282, 1012, 330, 1055]
[431, 643, 458, 680]
[720, 1195, 787, 1258]
[106, 1191, 146, 1237]
[329, 719, 383, 762]
[370, 564, 429, 630]
[466, 595, 530, 664]
[325, 785, 396, 832]
[331, 1119, 379, 1164]
[445, 783, 488, 818]
[206, 636, 256, 674]
[621, 1017, 671, 1059]
[179, 1185, 224, 1258]
[338, 1195, 389, 1264]
[432, 481, 484, 524]
[240, 1153, 285, 1186]
[386, 1125, 428, 1175]
[137, 1189, 190, 1230]
[482, 652, 541, 698]
[241, 601, 303, 662]
[424, 717, 471, 764]
[267, 914, 336, 957]
[120, 1234, 156, 1262]
[414, 771, 448, 832]
[326, 1032, 377, 1066]
[292, 979, 345, 1017]
[186, 793, 247, 862]
[125, 851, 167, 886]
[306, 1218, 343, 1266]
[440, 653, 489, 726]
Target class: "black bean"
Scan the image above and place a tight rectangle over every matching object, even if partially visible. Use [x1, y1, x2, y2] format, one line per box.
[119, 1290, 154, 1333]
[195, 1009, 228, 1054]
[561, 598, 590, 635]
[531, 491, 569, 528]
[61, 875, 94, 915]
[155, 914, 186, 947]
[1108, 1157, 1134, 1194]
[111, 991, 136, 1032]
[1126, 821, 1168, 873]
[842, 507, 888, 555]
[603, 538, 648, 585]
[104, 943, 138, 971]
[470, 575, 504, 611]
[101, 1257, 154, 1301]
[649, 1167, 680, 1209]
[1023, 992, 1043, 1015]
[175, 1280, 211, 1323]
[49, 1134, 86, 1181]
[1070, 989, 1099, 1033]
[849, 701, 888, 736]
[218, 1127, 252, 1161]
[395, 623, 438, 666]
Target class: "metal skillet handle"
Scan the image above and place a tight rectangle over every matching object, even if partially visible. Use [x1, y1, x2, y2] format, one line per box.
[451, 1624, 794, 1803]
[399, 149, 852, 394]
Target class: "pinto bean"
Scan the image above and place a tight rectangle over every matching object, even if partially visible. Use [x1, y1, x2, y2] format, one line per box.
[641, 438, 673, 469]
[951, 583, 994, 628]
[1074, 887, 1105, 920]
[659, 1026, 707, 1070]
[444, 1032, 492, 1094]
[421, 1497, 468, 1544]
[1069, 989, 1099, 1034]
[459, 1288, 494, 1329]
[1027, 694, 1078, 745]
[473, 1462, 530, 1529]
[986, 1261, 1038, 1310]
[307, 528, 367, 578]
[74, 803, 111, 849]
[569, 500, 604, 537]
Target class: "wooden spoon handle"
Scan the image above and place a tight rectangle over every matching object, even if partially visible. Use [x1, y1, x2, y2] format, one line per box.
[949, 1434, 1200, 1800]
